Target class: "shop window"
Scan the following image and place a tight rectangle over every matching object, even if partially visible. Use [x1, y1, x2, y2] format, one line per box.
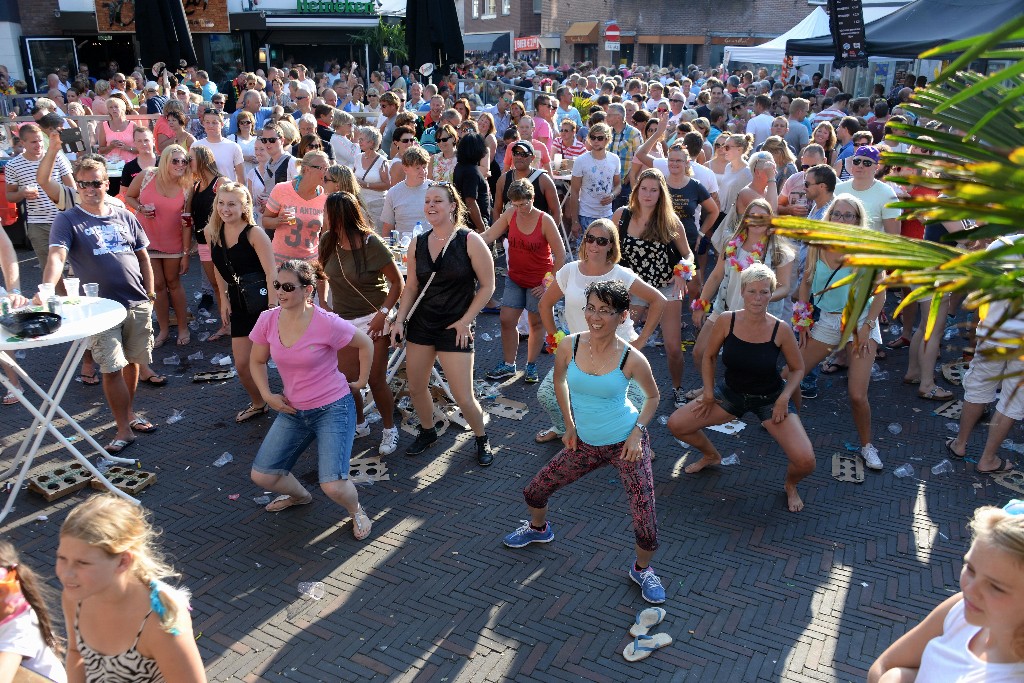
[502, 0, 510, 14]
[484, 0, 496, 17]
[472, 0, 479, 18]
[208, 34, 244, 84]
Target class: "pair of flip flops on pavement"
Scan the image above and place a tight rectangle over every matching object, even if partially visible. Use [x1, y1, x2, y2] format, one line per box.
[622, 607, 672, 662]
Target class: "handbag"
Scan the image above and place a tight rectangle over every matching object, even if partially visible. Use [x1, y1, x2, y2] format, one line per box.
[217, 226, 268, 316]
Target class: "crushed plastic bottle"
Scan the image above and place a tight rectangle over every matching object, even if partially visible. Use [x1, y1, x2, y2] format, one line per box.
[397, 396, 413, 411]
[95, 456, 116, 474]
[888, 324, 902, 337]
[1002, 440, 1024, 454]
[209, 353, 226, 365]
[945, 422, 960, 434]
[14, 350, 26, 360]
[720, 453, 740, 466]
[188, 320, 199, 330]
[161, 354, 181, 366]
[254, 495, 271, 505]
[870, 364, 888, 381]
[212, 452, 233, 467]
[658, 415, 669, 425]
[198, 308, 211, 319]
[217, 355, 233, 366]
[887, 423, 903, 435]
[943, 326, 957, 340]
[167, 409, 184, 424]
[267, 359, 277, 370]
[931, 459, 954, 475]
[894, 463, 915, 478]
[480, 332, 492, 342]
[197, 331, 210, 342]
[365, 411, 381, 424]
[473, 381, 500, 399]
[298, 581, 325, 600]
[187, 350, 204, 361]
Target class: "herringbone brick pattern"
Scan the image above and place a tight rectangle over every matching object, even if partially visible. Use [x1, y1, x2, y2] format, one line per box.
[1, 250, 1019, 681]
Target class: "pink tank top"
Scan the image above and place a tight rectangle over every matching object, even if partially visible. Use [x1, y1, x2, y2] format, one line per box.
[139, 174, 186, 254]
[507, 210, 553, 289]
[103, 121, 138, 163]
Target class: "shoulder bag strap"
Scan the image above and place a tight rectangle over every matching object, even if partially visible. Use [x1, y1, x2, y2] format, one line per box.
[403, 228, 459, 325]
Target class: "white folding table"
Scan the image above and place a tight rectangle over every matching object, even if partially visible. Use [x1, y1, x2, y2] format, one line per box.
[0, 297, 140, 523]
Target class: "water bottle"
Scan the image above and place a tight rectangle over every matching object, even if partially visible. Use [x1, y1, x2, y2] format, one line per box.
[412, 221, 424, 238]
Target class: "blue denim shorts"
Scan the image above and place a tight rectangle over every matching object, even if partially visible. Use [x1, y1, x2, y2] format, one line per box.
[501, 276, 540, 313]
[253, 394, 356, 483]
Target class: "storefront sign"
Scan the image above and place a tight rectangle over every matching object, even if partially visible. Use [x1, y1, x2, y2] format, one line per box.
[94, 0, 229, 34]
[828, 0, 869, 68]
[296, 0, 378, 13]
[514, 36, 540, 52]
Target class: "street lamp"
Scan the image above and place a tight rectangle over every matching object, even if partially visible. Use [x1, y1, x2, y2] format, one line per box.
[258, 45, 270, 71]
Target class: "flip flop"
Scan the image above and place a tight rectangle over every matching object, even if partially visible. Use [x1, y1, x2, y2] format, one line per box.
[352, 505, 372, 540]
[139, 374, 168, 387]
[919, 387, 954, 401]
[152, 335, 168, 349]
[820, 359, 848, 375]
[977, 458, 1014, 475]
[176, 333, 191, 346]
[629, 607, 667, 637]
[105, 438, 136, 454]
[945, 437, 966, 460]
[236, 402, 268, 423]
[79, 371, 100, 386]
[2, 391, 18, 406]
[622, 633, 672, 662]
[129, 418, 157, 433]
[208, 328, 230, 342]
[886, 336, 912, 349]
[265, 492, 313, 513]
[535, 428, 562, 443]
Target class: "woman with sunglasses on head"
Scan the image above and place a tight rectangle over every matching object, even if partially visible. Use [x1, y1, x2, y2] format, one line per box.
[124, 144, 193, 348]
[785, 195, 886, 471]
[319, 192, 404, 456]
[163, 109, 195, 152]
[187, 146, 231, 340]
[248, 259, 373, 536]
[353, 126, 390, 229]
[668, 262, 814, 512]
[504, 280, 666, 605]
[535, 219, 664, 443]
[429, 124, 460, 184]
[868, 502, 1024, 682]
[476, 112, 500, 182]
[263, 150, 330, 268]
[391, 183, 495, 464]
[0, 540, 66, 682]
[206, 182, 277, 424]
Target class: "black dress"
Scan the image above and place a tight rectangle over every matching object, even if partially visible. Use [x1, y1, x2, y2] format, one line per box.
[190, 177, 220, 245]
[211, 225, 268, 337]
[405, 228, 478, 353]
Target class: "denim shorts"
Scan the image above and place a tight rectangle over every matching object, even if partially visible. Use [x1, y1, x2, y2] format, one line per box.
[714, 381, 790, 423]
[253, 394, 356, 483]
[501, 276, 540, 313]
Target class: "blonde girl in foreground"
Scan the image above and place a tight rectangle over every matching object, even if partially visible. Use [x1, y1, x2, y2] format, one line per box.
[56, 495, 205, 682]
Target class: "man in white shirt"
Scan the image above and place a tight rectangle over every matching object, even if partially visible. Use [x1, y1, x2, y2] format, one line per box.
[567, 121, 620, 245]
[554, 86, 582, 129]
[192, 109, 245, 183]
[745, 94, 775, 147]
[295, 64, 316, 99]
[643, 82, 668, 112]
[380, 147, 430, 239]
[834, 146, 900, 233]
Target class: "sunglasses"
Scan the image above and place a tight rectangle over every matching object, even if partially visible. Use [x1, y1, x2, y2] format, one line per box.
[171, 157, 192, 166]
[589, 135, 606, 141]
[438, 136, 454, 143]
[239, 121, 253, 126]
[273, 281, 305, 292]
[800, 163, 810, 171]
[76, 180, 105, 188]
[851, 158, 875, 167]
[296, 96, 309, 101]
[258, 136, 280, 143]
[803, 180, 819, 188]
[512, 150, 533, 158]
[304, 163, 326, 171]
[400, 138, 416, 143]
[584, 234, 610, 246]
[831, 211, 859, 221]
[203, 108, 221, 116]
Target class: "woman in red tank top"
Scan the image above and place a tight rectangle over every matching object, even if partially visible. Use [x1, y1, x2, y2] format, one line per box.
[480, 178, 567, 384]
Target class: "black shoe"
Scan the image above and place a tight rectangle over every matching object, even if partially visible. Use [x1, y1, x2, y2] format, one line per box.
[476, 435, 493, 467]
[405, 427, 437, 456]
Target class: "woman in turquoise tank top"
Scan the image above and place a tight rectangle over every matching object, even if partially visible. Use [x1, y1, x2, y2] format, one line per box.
[788, 195, 886, 472]
[502, 281, 667, 605]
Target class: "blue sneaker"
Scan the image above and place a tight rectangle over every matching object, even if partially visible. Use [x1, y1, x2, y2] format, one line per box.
[629, 563, 666, 604]
[486, 362, 517, 381]
[523, 362, 539, 384]
[502, 521, 554, 548]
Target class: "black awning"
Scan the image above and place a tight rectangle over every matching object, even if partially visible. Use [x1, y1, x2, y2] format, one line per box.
[787, 0, 1024, 58]
[462, 32, 510, 54]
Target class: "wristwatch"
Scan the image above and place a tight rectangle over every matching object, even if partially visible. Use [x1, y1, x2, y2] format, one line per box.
[379, 306, 390, 316]
[147, 292, 157, 302]
[866, 318, 878, 329]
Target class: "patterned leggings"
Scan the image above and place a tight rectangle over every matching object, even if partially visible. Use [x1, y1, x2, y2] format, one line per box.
[522, 432, 659, 551]
[537, 368, 648, 435]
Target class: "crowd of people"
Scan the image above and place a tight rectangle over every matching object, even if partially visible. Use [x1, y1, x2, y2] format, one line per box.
[0, 56, 1022, 680]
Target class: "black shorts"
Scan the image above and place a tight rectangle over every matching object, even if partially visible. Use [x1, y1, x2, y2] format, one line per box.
[714, 382, 790, 423]
[405, 318, 474, 353]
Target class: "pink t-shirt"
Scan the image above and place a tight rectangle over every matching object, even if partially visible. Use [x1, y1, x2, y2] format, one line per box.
[249, 307, 356, 410]
[266, 181, 327, 264]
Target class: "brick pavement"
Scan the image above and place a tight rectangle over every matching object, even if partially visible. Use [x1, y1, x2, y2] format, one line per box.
[1, 247, 1021, 682]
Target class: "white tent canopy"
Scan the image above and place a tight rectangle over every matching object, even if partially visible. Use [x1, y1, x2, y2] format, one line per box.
[725, 4, 906, 66]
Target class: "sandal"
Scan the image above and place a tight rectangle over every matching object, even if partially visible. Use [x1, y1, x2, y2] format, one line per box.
[105, 438, 135, 454]
[820, 359, 848, 375]
[629, 607, 667, 637]
[152, 335, 169, 349]
[2, 391, 18, 406]
[129, 418, 157, 433]
[207, 328, 230, 342]
[265, 492, 313, 513]
[79, 371, 100, 386]
[176, 333, 191, 346]
[139, 374, 168, 387]
[622, 633, 672, 662]
[919, 387, 954, 401]
[535, 428, 562, 443]
[353, 505, 372, 540]
[236, 402, 268, 423]
[945, 437, 965, 460]
[886, 336, 912, 349]
[977, 458, 1014, 475]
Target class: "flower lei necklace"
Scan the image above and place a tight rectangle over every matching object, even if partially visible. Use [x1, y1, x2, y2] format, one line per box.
[724, 232, 766, 272]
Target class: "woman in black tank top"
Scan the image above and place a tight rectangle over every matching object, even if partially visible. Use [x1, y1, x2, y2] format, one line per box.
[667, 263, 816, 513]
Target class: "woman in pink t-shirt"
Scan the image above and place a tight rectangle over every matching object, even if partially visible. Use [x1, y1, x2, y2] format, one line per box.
[249, 259, 375, 539]
[262, 151, 329, 266]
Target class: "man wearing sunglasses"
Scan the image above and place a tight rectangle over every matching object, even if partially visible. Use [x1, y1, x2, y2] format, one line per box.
[260, 122, 298, 194]
[835, 145, 900, 234]
[41, 157, 158, 455]
[567, 122, 619, 246]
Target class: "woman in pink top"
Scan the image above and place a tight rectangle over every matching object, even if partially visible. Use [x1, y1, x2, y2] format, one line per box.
[249, 259, 375, 540]
[95, 97, 137, 195]
[125, 144, 193, 347]
[263, 150, 329, 266]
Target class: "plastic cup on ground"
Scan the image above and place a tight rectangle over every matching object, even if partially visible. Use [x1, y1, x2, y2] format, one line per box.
[83, 283, 99, 298]
[63, 277, 81, 297]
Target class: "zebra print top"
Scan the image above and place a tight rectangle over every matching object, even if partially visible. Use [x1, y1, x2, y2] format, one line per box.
[75, 602, 165, 682]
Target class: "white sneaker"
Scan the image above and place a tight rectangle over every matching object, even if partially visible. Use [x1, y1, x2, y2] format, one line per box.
[354, 421, 371, 439]
[861, 443, 883, 470]
[379, 427, 399, 455]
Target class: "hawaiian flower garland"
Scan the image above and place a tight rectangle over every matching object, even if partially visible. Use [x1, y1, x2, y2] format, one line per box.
[673, 258, 695, 280]
[792, 301, 815, 333]
[545, 330, 566, 353]
[724, 233, 766, 272]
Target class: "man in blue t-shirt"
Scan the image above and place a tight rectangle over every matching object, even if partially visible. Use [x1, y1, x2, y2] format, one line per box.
[40, 157, 158, 456]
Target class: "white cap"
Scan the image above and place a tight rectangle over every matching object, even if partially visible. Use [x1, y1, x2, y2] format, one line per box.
[145, 81, 159, 91]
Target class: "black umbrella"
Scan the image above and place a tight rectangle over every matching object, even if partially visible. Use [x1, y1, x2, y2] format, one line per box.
[406, 0, 464, 81]
[135, 0, 198, 69]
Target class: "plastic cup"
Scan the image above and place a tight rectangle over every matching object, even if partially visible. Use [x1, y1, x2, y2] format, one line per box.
[83, 283, 99, 298]
[63, 277, 80, 297]
[38, 283, 55, 301]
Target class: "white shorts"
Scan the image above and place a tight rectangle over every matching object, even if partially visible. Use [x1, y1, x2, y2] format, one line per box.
[810, 310, 883, 348]
[963, 346, 1024, 420]
[347, 312, 376, 334]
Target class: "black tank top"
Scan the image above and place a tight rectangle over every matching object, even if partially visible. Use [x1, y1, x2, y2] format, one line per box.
[722, 313, 783, 395]
[410, 228, 477, 329]
[211, 225, 264, 285]
[499, 169, 550, 215]
[190, 177, 220, 244]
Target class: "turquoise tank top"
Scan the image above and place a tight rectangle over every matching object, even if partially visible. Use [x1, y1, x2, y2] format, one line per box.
[567, 336, 639, 446]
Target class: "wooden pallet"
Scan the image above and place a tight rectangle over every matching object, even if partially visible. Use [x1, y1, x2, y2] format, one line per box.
[28, 463, 92, 502]
[90, 466, 157, 494]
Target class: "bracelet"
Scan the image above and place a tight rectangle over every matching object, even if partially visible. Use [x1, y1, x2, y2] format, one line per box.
[690, 298, 711, 314]
[673, 259, 695, 281]
[792, 301, 815, 332]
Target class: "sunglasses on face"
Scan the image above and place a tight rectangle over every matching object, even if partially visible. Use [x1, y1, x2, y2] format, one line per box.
[258, 136, 280, 144]
[76, 180, 105, 188]
[304, 163, 326, 171]
[832, 211, 858, 221]
[170, 157, 191, 166]
[852, 158, 875, 167]
[589, 135, 606, 141]
[438, 136, 454, 143]
[211, 100, 225, 106]
[273, 280, 305, 292]
[803, 180, 819, 188]
[584, 234, 610, 246]
[512, 150, 531, 158]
